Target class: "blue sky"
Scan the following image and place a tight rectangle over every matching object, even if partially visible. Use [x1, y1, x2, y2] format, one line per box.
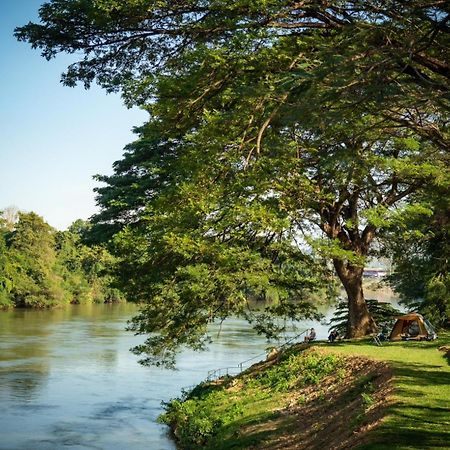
[0, 1, 147, 230]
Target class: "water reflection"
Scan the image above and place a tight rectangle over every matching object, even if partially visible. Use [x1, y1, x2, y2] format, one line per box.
[0, 369, 49, 402]
[0, 294, 399, 450]
[0, 304, 272, 450]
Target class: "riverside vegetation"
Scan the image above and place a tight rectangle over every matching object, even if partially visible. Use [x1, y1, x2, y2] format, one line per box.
[0, 211, 122, 309]
[160, 336, 450, 450]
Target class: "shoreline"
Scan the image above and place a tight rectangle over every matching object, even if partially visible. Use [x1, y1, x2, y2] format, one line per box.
[161, 336, 450, 449]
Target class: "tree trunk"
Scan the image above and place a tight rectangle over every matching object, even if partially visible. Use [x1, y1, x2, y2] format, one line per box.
[333, 260, 378, 338]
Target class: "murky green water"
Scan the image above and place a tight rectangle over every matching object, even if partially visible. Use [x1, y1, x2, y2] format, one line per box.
[0, 303, 312, 450]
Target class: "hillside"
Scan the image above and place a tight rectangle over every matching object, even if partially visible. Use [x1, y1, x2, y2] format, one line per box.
[160, 335, 450, 449]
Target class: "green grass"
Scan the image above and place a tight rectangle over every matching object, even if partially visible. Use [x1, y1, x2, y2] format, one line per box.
[159, 348, 345, 449]
[160, 335, 450, 449]
[325, 333, 450, 449]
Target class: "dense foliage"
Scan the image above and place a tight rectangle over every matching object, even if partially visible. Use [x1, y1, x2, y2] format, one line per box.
[15, 1, 450, 363]
[0, 212, 123, 308]
[385, 191, 450, 328]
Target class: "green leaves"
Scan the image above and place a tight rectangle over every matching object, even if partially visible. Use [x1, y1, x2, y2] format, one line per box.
[384, 190, 450, 328]
[0, 212, 123, 308]
[17, 0, 450, 351]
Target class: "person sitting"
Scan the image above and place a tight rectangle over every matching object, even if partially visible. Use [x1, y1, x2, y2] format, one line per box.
[377, 326, 388, 342]
[304, 328, 316, 343]
[402, 321, 420, 340]
[328, 329, 339, 343]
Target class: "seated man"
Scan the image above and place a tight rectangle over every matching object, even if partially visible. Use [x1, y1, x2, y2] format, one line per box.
[304, 328, 316, 343]
[377, 327, 388, 342]
[328, 329, 339, 343]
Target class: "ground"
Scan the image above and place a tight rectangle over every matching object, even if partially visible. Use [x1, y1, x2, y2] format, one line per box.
[245, 356, 393, 450]
[161, 333, 450, 450]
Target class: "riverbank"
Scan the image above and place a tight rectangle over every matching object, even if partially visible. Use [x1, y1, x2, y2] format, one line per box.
[160, 334, 450, 449]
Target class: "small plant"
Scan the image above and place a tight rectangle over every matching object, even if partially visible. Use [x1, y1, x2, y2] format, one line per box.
[254, 350, 342, 391]
[328, 299, 401, 335]
[159, 397, 224, 448]
[361, 392, 375, 408]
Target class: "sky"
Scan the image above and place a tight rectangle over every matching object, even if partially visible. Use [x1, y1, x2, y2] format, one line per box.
[0, 1, 147, 230]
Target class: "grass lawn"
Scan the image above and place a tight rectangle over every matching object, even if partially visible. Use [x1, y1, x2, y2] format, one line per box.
[161, 333, 450, 450]
[325, 333, 450, 450]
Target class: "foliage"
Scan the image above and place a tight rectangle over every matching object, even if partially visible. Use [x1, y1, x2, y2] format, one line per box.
[159, 348, 344, 448]
[15, 1, 450, 358]
[55, 227, 125, 304]
[328, 299, 402, 335]
[253, 349, 341, 391]
[6, 212, 66, 307]
[0, 211, 123, 308]
[0, 224, 14, 308]
[384, 191, 450, 328]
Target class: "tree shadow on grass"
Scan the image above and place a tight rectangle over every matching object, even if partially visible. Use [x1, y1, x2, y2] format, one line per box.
[369, 363, 450, 449]
[204, 410, 283, 450]
[393, 363, 450, 387]
[357, 427, 450, 450]
[394, 340, 442, 349]
[390, 403, 450, 426]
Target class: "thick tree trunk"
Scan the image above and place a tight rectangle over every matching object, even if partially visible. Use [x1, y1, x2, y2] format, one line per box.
[333, 260, 378, 338]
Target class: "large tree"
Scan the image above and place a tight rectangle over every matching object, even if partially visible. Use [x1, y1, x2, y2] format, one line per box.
[6, 212, 66, 307]
[16, 1, 450, 363]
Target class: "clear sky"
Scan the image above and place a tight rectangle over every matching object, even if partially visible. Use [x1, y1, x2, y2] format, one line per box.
[0, 1, 147, 230]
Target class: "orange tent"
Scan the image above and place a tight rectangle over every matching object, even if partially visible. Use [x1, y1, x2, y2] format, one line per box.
[389, 313, 437, 341]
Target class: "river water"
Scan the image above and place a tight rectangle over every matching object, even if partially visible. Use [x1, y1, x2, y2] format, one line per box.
[0, 303, 335, 450]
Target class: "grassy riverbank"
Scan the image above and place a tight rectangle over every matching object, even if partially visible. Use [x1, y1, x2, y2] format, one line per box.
[160, 334, 450, 449]
[330, 336, 450, 449]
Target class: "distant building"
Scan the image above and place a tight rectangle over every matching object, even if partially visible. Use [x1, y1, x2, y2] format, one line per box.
[363, 268, 388, 278]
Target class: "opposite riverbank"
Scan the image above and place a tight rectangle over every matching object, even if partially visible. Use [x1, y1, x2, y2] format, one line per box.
[161, 334, 450, 449]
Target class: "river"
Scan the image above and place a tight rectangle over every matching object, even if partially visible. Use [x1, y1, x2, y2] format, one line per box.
[0, 289, 400, 450]
[0, 303, 336, 450]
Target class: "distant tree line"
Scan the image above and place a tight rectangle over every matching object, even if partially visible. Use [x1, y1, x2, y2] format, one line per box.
[0, 210, 123, 308]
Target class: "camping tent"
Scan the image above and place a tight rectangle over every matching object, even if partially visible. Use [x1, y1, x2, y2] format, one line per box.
[389, 313, 437, 341]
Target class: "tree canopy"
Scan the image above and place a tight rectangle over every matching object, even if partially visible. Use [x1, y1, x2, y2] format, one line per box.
[385, 188, 450, 328]
[0, 211, 123, 308]
[16, 0, 450, 365]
